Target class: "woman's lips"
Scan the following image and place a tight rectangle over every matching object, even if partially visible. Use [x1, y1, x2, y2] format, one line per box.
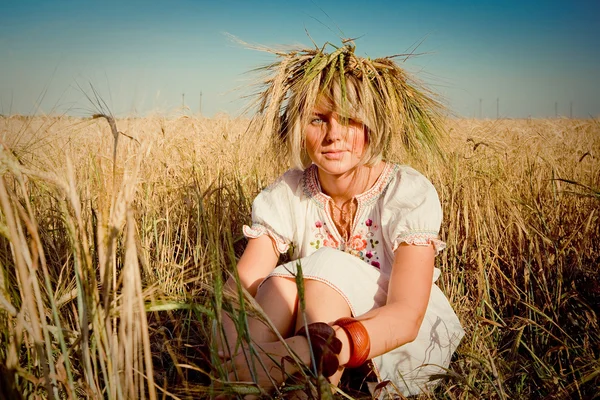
[322, 150, 345, 160]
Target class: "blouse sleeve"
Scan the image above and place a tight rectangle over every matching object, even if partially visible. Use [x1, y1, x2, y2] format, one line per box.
[382, 166, 446, 256]
[242, 170, 301, 254]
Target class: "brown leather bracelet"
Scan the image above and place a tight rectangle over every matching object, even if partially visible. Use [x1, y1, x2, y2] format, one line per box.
[334, 317, 371, 368]
[295, 322, 342, 378]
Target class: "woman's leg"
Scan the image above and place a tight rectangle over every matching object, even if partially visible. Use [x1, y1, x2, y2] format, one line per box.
[217, 278, 299, 400]
[249, 276, 299, 342]
[295, 279, 352, 388]
[297, 279, 352, 325]
[220, 276, 298, 356]
[242, 277, 353, 391]
[222, 276, 353, 397]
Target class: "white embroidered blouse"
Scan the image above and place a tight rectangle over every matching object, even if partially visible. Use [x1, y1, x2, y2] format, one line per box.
[243, 163, 446, 279]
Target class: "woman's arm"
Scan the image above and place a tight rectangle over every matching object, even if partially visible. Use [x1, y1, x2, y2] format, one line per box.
[334, 243, 435, 364]
[225, 235, 280, 296]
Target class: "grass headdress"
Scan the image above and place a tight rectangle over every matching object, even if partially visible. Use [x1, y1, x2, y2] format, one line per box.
[249, 41, 446, 168]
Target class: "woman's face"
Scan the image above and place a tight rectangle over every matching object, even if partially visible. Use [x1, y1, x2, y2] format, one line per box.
[304, 97, 367, 177]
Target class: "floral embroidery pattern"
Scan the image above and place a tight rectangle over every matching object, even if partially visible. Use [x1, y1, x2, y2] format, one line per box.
[344, 218, 382, 268]
[347, 234, 367, 251]
[310, 220, 340, 250]
[323, 232, 340, 249]
[310, 217, 383, 268]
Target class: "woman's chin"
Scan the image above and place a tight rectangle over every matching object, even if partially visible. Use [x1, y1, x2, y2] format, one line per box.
[314, 161, 360, 177]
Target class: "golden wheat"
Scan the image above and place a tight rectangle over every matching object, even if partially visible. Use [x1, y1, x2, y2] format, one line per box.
[0, 114, 598, 399]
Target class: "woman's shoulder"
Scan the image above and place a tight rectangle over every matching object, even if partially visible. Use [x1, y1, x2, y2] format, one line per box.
[259, 168, 305, 196]
[386, 163, 430, 180]
[383, 163, 439, 205]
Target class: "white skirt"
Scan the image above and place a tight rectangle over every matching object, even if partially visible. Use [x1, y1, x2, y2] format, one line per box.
[260, 247, 464, 397]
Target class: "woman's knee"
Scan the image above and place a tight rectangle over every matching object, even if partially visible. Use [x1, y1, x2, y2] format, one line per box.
[255, 276, 299, 306]
[252, 277, 299, 338]
[299, 279, 351, 324]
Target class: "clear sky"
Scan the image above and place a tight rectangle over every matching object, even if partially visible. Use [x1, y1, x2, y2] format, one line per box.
[1, 0, 599, 118]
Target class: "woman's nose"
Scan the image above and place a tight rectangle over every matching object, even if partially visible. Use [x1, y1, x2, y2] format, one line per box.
[324, 116, 343, 142]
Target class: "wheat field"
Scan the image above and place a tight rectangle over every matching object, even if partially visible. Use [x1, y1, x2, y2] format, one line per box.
[0, 113, 598, 399]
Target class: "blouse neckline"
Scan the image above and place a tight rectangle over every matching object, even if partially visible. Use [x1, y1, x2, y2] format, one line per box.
[302, 162, 398, 209]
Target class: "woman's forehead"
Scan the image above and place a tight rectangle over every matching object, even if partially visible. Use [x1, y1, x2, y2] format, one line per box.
[311, 97, 335, 113]
[307, 96, 363, 122]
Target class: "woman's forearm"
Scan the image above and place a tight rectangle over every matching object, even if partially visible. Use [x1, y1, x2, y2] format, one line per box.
[344, 244, 434, 360]
[351, 302, 424, 359]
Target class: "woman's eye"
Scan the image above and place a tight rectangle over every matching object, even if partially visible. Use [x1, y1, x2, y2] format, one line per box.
[310, 117, 324, 125]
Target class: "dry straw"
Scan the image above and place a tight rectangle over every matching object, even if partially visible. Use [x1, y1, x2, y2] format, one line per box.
[246, 41, 446, 168]
[0, 112, 599, 399]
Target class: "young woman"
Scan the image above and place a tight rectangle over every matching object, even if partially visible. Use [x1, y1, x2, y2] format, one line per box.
[217, 44, 464, 398]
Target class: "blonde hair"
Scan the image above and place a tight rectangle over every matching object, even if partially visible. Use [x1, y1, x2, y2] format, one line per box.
[249, 43, 445, 169]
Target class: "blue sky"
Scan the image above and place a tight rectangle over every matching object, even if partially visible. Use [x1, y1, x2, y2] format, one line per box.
[1, 0, 599, 118]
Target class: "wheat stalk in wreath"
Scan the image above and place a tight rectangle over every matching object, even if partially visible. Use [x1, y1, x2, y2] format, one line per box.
[245, 41, 446, 166]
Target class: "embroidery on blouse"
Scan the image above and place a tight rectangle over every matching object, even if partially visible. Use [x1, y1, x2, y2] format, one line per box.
[302, 164, 397, 268]
[309, 220, 340, 250]
[301, 163, 398, 210]
[355, 163, 399, 207]
[344, 218, 382, 268]
[393, 231, 447, 255]
[309, 217, 383, 268]
[301, 165, 327, 210]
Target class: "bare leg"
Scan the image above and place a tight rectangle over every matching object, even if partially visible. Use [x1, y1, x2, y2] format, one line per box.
[217, 277, 299, 400]
[249, 278, 352, 400]
[250, 277, 299, 341]
[247, 277, 299, 400]
[221, 277, 353, 398]
[297, 279, 352, 325]
[219, 277, 298, 354]
[295, 279, 352, 392]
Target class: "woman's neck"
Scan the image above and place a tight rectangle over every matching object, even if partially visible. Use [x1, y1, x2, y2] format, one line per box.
[317, 161, 385, 205]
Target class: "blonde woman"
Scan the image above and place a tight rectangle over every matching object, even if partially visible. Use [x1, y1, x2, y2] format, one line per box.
[217, 43, 464, 398]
